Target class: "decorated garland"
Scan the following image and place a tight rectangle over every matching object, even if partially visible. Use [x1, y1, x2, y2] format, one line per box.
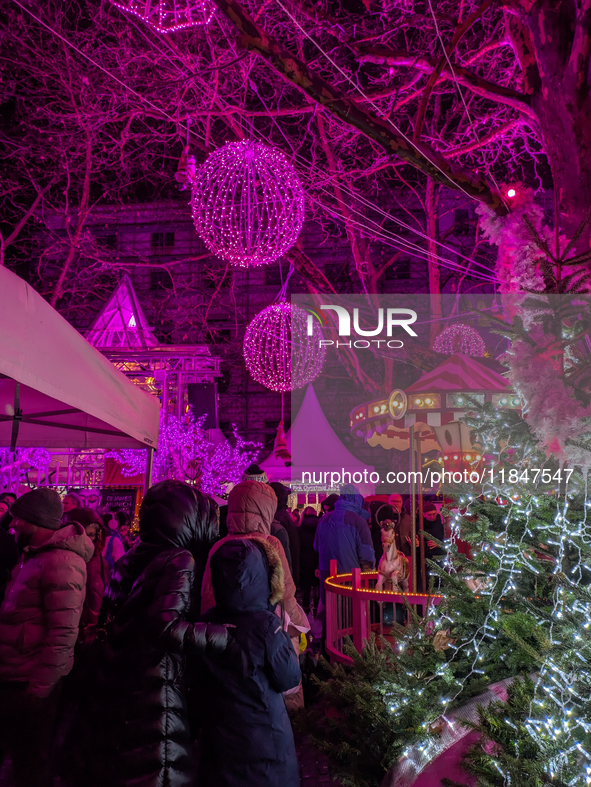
[477, 193, 591, 470]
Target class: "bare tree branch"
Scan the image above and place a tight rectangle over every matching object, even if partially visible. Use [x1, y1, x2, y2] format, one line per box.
[210, 0, 507, 214]
[356, 47, 535, 117]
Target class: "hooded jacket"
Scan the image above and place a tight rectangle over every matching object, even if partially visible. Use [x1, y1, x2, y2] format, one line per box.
[198, 538, 301, 787]
[94, 481, 227, 787]
[269, 482, 300, 585]
[314, 492, 375, 573]
[79, 550, 110, 643]
[299, 513, 319, 588]
[0, 523, 93, 697]
[201, 481, 307, 630]
[0, 526, 19, 603]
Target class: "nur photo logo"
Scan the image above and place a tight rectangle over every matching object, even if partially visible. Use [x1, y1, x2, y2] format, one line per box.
[305, 305, 418, 349]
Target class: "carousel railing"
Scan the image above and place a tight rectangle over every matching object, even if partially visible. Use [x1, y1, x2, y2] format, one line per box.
[324, 559, 443, 664]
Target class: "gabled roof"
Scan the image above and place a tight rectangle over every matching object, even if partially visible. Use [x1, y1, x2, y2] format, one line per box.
[85, 275, 158, 350]
[405, 353, 509, 393]
[261, 383, 374, 494]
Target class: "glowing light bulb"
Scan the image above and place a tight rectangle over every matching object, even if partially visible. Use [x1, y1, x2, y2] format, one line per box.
[507, 187, 516, 198]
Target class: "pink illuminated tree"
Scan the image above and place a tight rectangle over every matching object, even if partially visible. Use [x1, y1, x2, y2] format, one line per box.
[107, 410, 261, 497]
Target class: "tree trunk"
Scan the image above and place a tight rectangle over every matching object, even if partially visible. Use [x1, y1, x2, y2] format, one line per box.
[533, 90, 591, 236]
[508, 2, 591, 237]
[425, 179, 442, 343]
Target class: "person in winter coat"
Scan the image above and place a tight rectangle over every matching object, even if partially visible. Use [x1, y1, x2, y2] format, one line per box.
[201, 481, 307, 631]
[201, 480, 308, 711]
[64, 507, 109, 645]
[299, 507, 319, 613]
[91, 480, 228, 787]
[270, 481, 300, 586]
[0, 488, 93, 787]
[368, 500, 387, 565]
[388, 493, 414, 558]
[239, 465, 293, 569]
[0, 525, 18, 602]
[102, 511, 126, 571]
[62, 491, 82, 514]
[321, 493, 339, 515]
[55, 508, 110, 785]
[421, 501, 446, 588]
[0, 491, 17, 532]
[315, 485, 375, 604]
[0, 497, 10, 518]
[197, 538, 301, 787]
[271, 517, 292, 573]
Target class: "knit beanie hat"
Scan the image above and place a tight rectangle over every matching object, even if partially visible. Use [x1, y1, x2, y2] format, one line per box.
[11, 488, 64, 530]
[242, 463, 268, 484]
[423, 502, 438, 514]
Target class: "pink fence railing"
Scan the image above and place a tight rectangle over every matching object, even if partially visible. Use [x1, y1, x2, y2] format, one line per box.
[324, 559, 443, 664]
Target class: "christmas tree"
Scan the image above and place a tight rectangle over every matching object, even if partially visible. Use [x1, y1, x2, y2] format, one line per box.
[303, 215, 591, 787]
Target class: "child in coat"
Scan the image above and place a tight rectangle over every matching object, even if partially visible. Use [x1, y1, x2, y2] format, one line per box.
[197, 537, 301, 787]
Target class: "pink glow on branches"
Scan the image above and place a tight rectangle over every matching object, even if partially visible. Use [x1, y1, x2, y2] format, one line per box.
[107, 410, 261, 497]
[432, 323, 486, 357]
[109, 0, 214, 32]
[191, 141, 305, 267]
[243, 302, 325, 392]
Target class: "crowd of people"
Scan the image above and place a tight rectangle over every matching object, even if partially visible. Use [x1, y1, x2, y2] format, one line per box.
[0, 470, 447, 787]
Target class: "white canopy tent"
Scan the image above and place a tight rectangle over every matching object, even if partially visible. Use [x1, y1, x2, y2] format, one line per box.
[261, 384, 375, 496]
[0, 266, 160, 451]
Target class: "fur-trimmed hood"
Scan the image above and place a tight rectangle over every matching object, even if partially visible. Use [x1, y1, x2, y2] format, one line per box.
[210, 536, 285, 612]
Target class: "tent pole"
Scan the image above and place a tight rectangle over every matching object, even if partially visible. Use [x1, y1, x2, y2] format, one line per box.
[409, 425, 417, 593]
[417, 437, 426, 593]
[144, 446, 154, 495]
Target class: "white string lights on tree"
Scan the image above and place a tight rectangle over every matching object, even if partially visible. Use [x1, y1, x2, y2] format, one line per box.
[109, 0, 215, 32]
[191, 140, 305, 267]
[433, 323, 486, 357]
[243, 302, 325, 392]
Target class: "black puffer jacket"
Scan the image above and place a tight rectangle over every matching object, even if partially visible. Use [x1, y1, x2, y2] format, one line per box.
[299, 514, 319, 589]
[269, 482, 300, 585]
[198, 538, 301, 787]
[95, 481, 227, 787]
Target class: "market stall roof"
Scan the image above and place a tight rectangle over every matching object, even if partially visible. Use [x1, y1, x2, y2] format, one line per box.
[85, 274, 158, 350]
[0, 267, 160, 449]
[261, 383, 375, 496]
[405, 353, 509, 393]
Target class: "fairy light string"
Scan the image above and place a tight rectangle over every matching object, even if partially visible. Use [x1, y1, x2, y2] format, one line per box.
[242, 301, 325, 392]
[191, 140, 306, 267]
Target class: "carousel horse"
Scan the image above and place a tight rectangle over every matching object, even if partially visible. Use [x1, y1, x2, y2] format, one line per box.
[376, 519, 410, 592]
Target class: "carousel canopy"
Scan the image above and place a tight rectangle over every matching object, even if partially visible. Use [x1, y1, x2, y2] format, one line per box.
[261, 383, 375, 496]
[0, 266, 160, 449]
[405, 353, 509, 393]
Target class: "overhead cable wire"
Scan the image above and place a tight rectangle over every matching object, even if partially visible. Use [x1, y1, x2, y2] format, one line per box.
[273, 0, 495, 205]
[13, 0, 497, 283]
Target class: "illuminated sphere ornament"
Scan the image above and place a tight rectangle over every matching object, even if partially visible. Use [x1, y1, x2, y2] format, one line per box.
[109, 0, 214, 32]
[243, 302, 325, 392]
[433, 323, 486, 357]
[191, 141, 305, 267]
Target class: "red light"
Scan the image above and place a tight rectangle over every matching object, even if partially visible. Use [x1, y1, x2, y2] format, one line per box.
[507, 188, 516, 198]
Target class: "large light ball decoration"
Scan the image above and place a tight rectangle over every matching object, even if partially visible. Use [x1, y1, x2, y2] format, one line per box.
[243, 303, 325, 392]
[109, 0, 214, 32]
[433, 323, 486, 357]
[191, 141, 305, 267]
